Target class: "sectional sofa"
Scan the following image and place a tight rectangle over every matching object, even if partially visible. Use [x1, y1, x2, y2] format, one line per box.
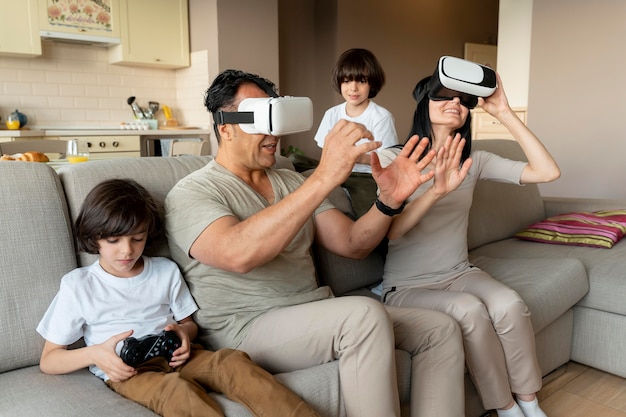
[0, 139, 624, 416]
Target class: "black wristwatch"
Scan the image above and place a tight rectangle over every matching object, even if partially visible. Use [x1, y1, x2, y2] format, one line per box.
[375, 198, 406, 216]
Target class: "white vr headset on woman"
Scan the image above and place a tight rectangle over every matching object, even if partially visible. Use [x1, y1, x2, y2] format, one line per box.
[434, 56, 497, 97]
[214, 96, 313, 136]
[422, 56, 497, 109]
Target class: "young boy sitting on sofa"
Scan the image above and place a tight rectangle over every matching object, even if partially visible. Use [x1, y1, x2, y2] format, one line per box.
[36, 178, 319, 417]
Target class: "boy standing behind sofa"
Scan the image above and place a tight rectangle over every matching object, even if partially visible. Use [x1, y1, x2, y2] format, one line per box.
[36, 178, 320, 417]
[314, 48, 399, 217]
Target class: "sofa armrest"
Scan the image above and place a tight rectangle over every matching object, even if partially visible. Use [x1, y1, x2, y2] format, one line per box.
[542, 197, 626, 218]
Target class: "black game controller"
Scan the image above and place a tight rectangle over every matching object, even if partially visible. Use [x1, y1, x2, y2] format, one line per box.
[119, 330, 181, 367]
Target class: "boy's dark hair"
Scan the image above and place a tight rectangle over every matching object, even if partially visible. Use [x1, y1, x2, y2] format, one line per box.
[74, 179, 163, 254]
[204, 69, 278, 141]
[404, 75, 472, 164]
[332, 48, 386, 98]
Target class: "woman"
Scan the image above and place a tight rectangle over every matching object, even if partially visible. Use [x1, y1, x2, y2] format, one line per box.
[379, 69, 560, 417]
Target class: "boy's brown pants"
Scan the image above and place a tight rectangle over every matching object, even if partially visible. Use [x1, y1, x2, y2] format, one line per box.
[107, 345, 320, 417]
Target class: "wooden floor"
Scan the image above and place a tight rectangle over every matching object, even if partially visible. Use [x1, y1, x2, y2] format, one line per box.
[486, 361, 626, 417]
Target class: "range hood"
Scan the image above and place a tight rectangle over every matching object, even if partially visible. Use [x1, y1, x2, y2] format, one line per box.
[40, 30, 121, 47]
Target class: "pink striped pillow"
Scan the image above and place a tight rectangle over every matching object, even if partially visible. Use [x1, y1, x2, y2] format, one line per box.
[515, 210, 626, 249]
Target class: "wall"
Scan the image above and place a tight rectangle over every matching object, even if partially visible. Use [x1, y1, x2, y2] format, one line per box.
[528, 0, 626, 199]
[0, 42, 176, 128]
[189, 0, 279, 86]
[215, 0, 279, 83]
[497, 0, 532, 107]
[0, 41, 212, 129]
[278, 0, 499, 159]
[186, 0, 279, 133]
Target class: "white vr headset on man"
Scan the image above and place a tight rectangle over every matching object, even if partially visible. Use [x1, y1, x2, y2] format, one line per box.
[214, 96, 313, 136]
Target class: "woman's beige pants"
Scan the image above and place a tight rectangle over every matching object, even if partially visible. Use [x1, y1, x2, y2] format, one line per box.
[385, 266, 542, 410]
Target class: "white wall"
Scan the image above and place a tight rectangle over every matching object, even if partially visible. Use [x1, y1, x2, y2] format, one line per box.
[0, 42, 212, 129]
[497, 0, 532, 108]
[527, 0, 626, 199]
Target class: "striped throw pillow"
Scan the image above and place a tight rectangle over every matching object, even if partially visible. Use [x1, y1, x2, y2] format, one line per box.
[515, 210, 626, 249]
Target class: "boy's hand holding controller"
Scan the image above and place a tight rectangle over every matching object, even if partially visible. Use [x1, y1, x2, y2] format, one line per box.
[95, 330, 138, 382]
[114, 317, 197, 372]
[163, 320, 197, 368]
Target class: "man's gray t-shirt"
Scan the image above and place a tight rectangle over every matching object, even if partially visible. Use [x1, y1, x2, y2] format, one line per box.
[165, 160, 333, 349]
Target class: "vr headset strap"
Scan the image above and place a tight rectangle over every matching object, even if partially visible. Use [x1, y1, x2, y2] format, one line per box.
[214, 110, 255, 125]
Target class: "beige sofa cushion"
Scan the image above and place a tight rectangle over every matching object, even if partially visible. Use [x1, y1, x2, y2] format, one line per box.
[468, 140, 546, 251]
[59, 156, 212, 266]
[469, 255, 588, 333]
[58, 155, 295, 267]
[0, 162, 76, 372]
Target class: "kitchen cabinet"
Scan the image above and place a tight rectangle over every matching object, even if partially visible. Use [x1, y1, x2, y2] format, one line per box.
[38, 0, 121, 43]
[109, 0, 190, 69]
[47, 135, 141, 159]
[0, 0, 42, 57]
[471, 107, 528, 140]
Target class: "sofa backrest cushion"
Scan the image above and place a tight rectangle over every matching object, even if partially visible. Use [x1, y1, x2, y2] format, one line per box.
[59, 155, 295, 267]
[300, 168, 384, 294]
[0, 163, 76, 372]
[59, 156, 212, 266]
[468, 140, 547, 250]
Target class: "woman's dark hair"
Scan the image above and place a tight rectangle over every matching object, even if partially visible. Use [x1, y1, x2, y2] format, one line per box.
[74, 179, 163, 254]
[204, 69, 278, 141]
[332, 48, 386, 98]
[404, 76, 472, 163]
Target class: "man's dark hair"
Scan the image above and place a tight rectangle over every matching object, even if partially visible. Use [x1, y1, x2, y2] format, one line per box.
[74, 179, 163, 254]
[204, 69, 278, 140]
[332, 48, 386, 98]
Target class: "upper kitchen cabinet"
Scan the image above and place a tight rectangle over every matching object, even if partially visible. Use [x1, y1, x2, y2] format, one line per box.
[0, 0, 42, 57]
[109, 0, 190, 69]
[38, 0, 121, 44]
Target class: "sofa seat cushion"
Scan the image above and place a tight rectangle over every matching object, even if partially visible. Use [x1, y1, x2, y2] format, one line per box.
[1, 362, 344, 417]
[468, 255, 588, 334]
[0, 367, 158, 416]
[471, 238, 626, 316]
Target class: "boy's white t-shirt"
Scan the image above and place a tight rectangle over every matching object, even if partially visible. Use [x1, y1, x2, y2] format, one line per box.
[37, 256, 198, 380]
[314, 101, 399, 173]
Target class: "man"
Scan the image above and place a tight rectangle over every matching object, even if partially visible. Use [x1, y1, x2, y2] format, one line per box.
[165, 69, 464, 417]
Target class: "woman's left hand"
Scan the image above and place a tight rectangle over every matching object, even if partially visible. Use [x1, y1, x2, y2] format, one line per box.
[432, 134, 472, 198]
[477, 72, 512, 118]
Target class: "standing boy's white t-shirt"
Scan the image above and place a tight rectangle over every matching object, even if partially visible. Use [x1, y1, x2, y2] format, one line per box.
[314, 101, 399, 173]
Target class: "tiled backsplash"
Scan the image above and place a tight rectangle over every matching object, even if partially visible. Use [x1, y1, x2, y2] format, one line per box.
[0, 43, 212, 129]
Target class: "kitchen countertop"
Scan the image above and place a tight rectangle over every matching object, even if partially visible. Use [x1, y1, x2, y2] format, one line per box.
[1, 127, 212, 137]
[1, 127, 214, 156]
[0, 129, 46, 137]
[42, 128, 212, 137]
